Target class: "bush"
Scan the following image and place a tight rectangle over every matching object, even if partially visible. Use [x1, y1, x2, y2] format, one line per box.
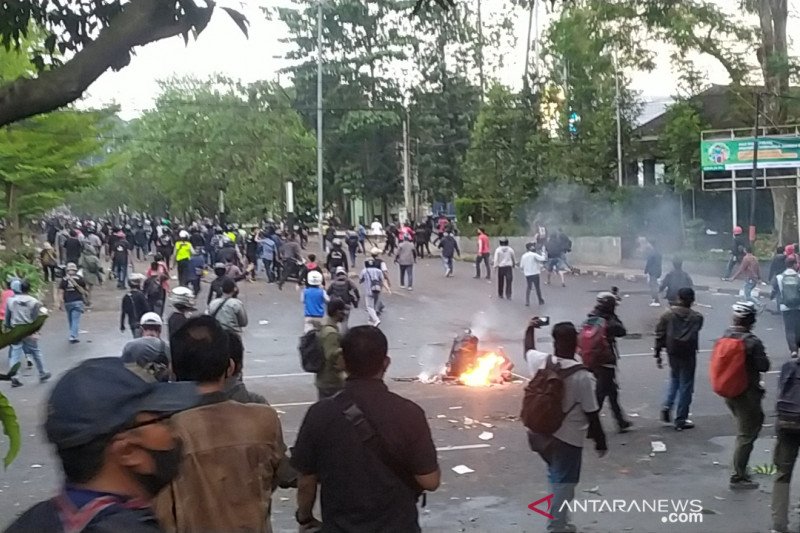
[0, 247, 44, 296]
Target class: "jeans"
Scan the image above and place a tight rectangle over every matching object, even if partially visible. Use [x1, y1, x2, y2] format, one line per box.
[663, 355, 696, 426]
[365, 291, 382, 325]
[135, 245, 147, 260]
[724, 388, 764, 480]
[114, 262, 127, 287]
[497, 266, 513, 299]
[399, 265, 413, 287]
[593, 365, 627, 427]
[528, 433, 582, 532]
[475, 253, 490, 278]
[772, 425, 800, 531]
[525, 274, 543, 305]
[348, 246, 357, 266]
[442, 255, 454, 274]
[9, 337, 47, 378]
[743, 278, 757, 303]
[262, 258, 275, 282]
[783, 309, 800, 354]
[64, 300, 84, 339]
[648, 274, 659, 302]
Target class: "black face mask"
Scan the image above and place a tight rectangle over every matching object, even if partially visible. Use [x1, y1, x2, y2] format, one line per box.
[132, 440, 183, 497]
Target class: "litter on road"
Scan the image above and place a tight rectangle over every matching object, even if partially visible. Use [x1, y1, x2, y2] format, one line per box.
[478, 431, 494, 441]
[651, 441, 667, 453]
[452, 465, 475, 475]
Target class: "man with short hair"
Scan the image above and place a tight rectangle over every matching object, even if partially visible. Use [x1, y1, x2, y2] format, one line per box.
[644, 239, 663, 307]
[121, 312, 170, 382]
[5, 357, 198, 533]
[732, 246, 762, 305]
[437, 231, 460, 277]
[58, 263, 87, 344]
[771, 354, 800, 533]
[315, 299, 347, 399]
[659, 258, 694, 305]
[395, 234, 416, 290]
[655, 287, 704, 430]
[772, 257, 800, 358]
[520, 241, 546, 307]
[64, 229, 83, 265]
[154, 316, 287, 532]
[475, 227, 491, 280]
[207, 278, 248, 335]
[292, 326, 440, 532]
[120, 273, 150, 338]
[360, 253, 387, 327]
[525, 320, 607, 533]
[493, 237, 516, 299]
[5, 279, 50, 387]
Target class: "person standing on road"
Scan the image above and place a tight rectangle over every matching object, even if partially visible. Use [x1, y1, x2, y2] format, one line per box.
[5, 279, 51, 388]
[360, 255, 387, 327]
[655, 287, 704, 431]
[770, 355, 800, 533]
[772, 258, 800, 358]
[315, 299, 347, 400]
[325, 239, 348, 276]
[395, 234, 416, 291]
[58, 263, 88, 344]
[302, 271, 328, 333]
[475, 227, 491, 280]
[545, 233, 566, 287]
[731, 246, 762, 305]
[524, 319, 608, 533]
[437, 231, 460, 277]
[644, 239, 663, 307]
[63, 229, 83, 265]
[586, 292, 632, 433]
[720, 301, 770, 490]
[207, 278, 248, 336]
[292, 326, 441, 532]
[327, 267, 360, 331]
[724, 225, 747, 280]
[167, 287, 197, 343]
[493, 237, 516, 300]
[173, 230, 193, 287]
[120, 273, 150, 339]
[111, 233, 133, 289]
[658, 258, 694, 305]
[520, 241, 546, 307]
[144, 258, 170, 316]
[4, 357, 199, 533]
[769, 245, 787, 285]
[257, 230, 278, 283]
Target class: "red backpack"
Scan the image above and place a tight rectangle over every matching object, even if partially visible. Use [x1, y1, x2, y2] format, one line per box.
[709, 336, 748, 398]
[577, 317, 615, 368]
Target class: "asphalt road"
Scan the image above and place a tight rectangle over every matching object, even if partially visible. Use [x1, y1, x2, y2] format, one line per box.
[1, 255, 796, 533]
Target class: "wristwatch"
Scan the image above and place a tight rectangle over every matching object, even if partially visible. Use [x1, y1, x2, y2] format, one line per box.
[295, 510, 314, 526]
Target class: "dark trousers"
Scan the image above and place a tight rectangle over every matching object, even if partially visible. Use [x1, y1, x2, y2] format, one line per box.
[783, 309, 800, 354]
[663, 355, 696, 426]
[384, 241, 396, 256]
[42, 265, 55, 283]
[262, 259, 275, 282]
[189, 278, 201, 299]
[348, 245, 358, 266]
[177, 259, 190, 287]
[525, 274, 543, 305]
[772, 425, 800, 531]
[528, 433, 582, 532]
[497, 266, 513, 299]
[415, 242, 425, 258]
[135, 244, 147, 260]
[593, 365, 627, 427]
[475, 253, 490, 278]
[399, 264, 413, 287]
[725, 388, 764, 480]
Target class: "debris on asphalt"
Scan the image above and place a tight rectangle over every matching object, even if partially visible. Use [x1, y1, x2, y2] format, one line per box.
[464, 417, 476, 425]
[448, 406, 463, 410]
[583, 486, 600, 494]
[713, 461, 720, 465]
[30, 464, 42, 468]
[436, 415, 446, 419]
[452, 465, 474, 475]
[714, 496, 725, 501]
[480, 422, 494, 428]
[447, 419, 459, 424]
[258, 320, 269, 325]
[629, 413, 640, 418]
[651, 441, 667, 453]
[478, 431, 494, 441]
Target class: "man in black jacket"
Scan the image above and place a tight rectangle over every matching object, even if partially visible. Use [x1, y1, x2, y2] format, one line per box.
[120, 274, 151, 338]
[659, 258, 694, 305]
[644, 239, 662, 307]
[588, 292, 632, 432]
[655, 288, 704, 430]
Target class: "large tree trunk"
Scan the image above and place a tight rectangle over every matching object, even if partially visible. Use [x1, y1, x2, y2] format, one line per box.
[773, 188, 798, 245]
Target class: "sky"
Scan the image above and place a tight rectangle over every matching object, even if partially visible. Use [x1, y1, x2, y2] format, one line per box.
[81, 0, 796, 121]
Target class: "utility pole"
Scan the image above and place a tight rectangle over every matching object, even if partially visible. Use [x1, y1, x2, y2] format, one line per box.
[316, 1, 324, 252]
[614, 46, 624, 187]
[749, 92, 761, 244]
[476, 0, 485, 101]
[402, 107, 411, 223]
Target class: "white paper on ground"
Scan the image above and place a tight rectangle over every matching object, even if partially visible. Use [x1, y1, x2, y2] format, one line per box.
[452, 465, 474, 475]
[651, 441, 667, 453]
[478, 431, 494, 441]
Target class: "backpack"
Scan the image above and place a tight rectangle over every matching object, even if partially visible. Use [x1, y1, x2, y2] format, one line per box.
[709, 336, 748, 398]
[521, 357, 586, 434]
[84, 255, 100, 274]
[577, 317, 615, 368]
[328, 279, 354, 306]
[143, 275, 162, 302]
[666, 311, 700, 356]
[783, 274, 800, 308]
[298, 330, 324, 373]
[778, 360, 800, 421]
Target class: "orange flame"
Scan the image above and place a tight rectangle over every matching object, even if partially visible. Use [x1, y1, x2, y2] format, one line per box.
[459, 352, 506, 387]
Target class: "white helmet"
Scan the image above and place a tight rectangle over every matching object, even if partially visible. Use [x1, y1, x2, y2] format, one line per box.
[179, 230, 189, 239]
[732, 301, 757, 319]
[140, 312, 163, 327]
[170, 286, 196, 308]
[307, 271, 323, 286]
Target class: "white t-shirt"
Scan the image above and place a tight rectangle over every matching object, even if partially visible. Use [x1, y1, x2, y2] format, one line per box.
[525, 350, 599, 448]
[370, 221, 383, 235]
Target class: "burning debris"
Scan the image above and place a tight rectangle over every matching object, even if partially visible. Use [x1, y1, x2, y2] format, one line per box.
[445, 330, 514, 386]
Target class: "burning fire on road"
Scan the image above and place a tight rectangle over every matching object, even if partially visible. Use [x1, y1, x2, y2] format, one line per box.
[414, 330, 515, 387]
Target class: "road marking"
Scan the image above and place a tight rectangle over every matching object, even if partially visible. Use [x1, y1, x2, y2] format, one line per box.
[244, 372, 308, 380]
[767, 370, 780, 374]
[436, 444, 491, 452]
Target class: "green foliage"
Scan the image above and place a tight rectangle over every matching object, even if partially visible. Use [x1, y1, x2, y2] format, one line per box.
[0, 391, 20, 468]
[0, 253, 45, 296]
[659, 100, 707, 192]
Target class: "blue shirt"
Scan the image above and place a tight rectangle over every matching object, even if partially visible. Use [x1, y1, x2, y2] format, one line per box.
[303, 287, 326, 318]
[257, 238, 276, 260]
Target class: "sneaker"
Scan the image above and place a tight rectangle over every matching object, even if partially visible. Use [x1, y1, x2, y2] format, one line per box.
[11, 378, 22, 388]
[69, 338, 80, 344]
[400, 284, 406, 289]
[649, 301, 661, 307]
[792, 352, 798, 359]
[26, 359, 33, 368]
[39, 372, 51, 384]
[406, 286, 412, 291]
[660, 408, 671, 423]
[618, 420, 633, 433]
[374, 319, 381, 328]
[675, 420, 695, 431]
[730, 477, 759, 490]
[539, 300, 545, 305]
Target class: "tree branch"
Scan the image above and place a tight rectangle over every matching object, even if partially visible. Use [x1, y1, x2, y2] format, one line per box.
[0, 0, 210, 128]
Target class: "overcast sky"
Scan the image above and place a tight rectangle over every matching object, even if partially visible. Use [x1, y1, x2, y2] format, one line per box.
[82, 0, 796, 120]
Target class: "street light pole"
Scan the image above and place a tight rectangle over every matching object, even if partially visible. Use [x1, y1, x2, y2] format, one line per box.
[749, 92, 761, 245]
[614, 46, 624, 187]
[316, 1, 324, 253]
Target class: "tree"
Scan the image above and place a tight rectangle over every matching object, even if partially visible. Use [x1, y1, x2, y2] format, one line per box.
[0, 0, 248, 127]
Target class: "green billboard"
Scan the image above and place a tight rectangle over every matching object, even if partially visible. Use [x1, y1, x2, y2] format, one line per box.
[701, 135, 800, 171]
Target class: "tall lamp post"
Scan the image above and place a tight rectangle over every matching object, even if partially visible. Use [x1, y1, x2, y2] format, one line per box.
[316, 1, 324, 252]
[748, 92, 762, 245]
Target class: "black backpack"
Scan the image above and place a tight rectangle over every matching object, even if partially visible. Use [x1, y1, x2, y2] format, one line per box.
[143, 275, 162, 302]
[778, 360, 800, 421]
[299, 330, 325, 373]
[328, 279, 354, 306]
[521, 357, 586, 435]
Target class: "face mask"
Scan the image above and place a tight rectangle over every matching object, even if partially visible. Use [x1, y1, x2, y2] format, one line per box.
[132, 439, 183, 497]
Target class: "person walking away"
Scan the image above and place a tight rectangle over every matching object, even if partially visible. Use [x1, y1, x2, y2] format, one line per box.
[770, 246, 787, 285]
[325, 239, 349, 276]
[710, 301, 770, 489]
[772, 258, 800, 357]
[524, 319, 607, 533]
[173, 230, 193, 287]
[545, 233, 566, 287]
[654, 288, 704, 430]
[5, 279, 51, 387]
[383, 224, 397, 256]
[724, 226, 748, 280]
[144, 258, 169, 316]
[315, 299, 347, 400]
[40, 243, 57, 283]
[207, 262, 234, 306]
[185, 248, 205, 299]
[395, 234, 416, 290]
[438, 231, 460, 277]
[207, 279, 248, 336]
[79, 245, 103, 307]
[644, 239, 663, 307]
[167, 287, 197, 344]
[302, 271, 328, 333]
[120, 274, 150, 338]
[257, 231, 278, 283]
[58, 263, 87, 344]
[133, 224, 148, 261]
[520, 241, 546, 306]
[475, 227, 491, 280]
[345, 228, 359, 267]
[63, 229, 82, 265]
[581, 292, 632, 432]
[493, 237, 516, 299]
[360, 256, 386, 327]
[245, 227, 259, 281]
[156, 228, 173, 270]
[292, 326, 440, 532]
[121, 312, 170, 382]
[297, 253, 325, 288]
[658, 258, 694, 305]
[111, 234, 132, 289]
[731, 246, 762, 305]
[277, 234, 304, 290]
[770, 354, 800, 532]
[327, 267, 360, 331]
[4, 357, 198, 533]
[154, 316, 288, 532]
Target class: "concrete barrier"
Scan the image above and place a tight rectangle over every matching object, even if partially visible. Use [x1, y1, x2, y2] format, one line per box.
[457, 235, 622, 266]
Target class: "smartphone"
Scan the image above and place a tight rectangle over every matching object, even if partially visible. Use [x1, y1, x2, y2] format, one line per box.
[538, 316, 550, 326]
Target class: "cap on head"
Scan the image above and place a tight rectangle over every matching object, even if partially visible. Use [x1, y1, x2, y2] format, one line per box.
[499, 237, 509, 246]
[140, 312, 163, 327]
[335, 266, 347, 276]
[308, 271, 323, 286]
[66, 262, 78, 273]
[45, 357, 198, 449]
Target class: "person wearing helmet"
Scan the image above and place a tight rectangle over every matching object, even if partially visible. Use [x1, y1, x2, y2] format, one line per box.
[173, 230, 194, 288]
[296, 254, 325, 289]
[724, 225, 748, 280]
[5, 279, 50, 387]
[167, 286, 197, 342]
[718, 301, 770, 490]
[360, 251, 388, 326]
[325, 238, 348, 274]
[121, 312, 170, 382]
[586, 291, 632, 433]
[493, 237, 516, 299]
[156, 227, 174, 270]
[327, 266, 360, 330]
[207, 278, 248, 335]
[120, 273, 149, 338]
[302, 271, 328, 333]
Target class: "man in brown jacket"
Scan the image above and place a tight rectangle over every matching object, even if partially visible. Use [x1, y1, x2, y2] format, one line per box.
[731, 245, 762, 306]
[154, 316, 286, 532]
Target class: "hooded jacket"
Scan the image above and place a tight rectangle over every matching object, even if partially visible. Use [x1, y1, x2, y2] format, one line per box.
[654, 305, 704, 357]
